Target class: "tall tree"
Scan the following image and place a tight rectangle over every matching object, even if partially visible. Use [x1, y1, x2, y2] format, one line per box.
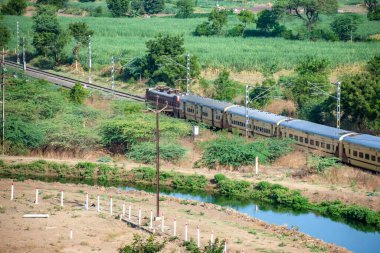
[330, 14, 362, 42]
[176, 0, 194, 18]
[365, 0, 380, 20]
[32, 5, 68, 64]
[1, 0, 27, 15]
[68, 22, 94, 70]
[36, 0, 68, 8]
[106, 0, 129, 17]
[213, 70, 239, 102]
[143, 0, 164, 14]
[274, 0, 338, 32]
[0, 15, 10, 49]
[256, 10, 280, 32]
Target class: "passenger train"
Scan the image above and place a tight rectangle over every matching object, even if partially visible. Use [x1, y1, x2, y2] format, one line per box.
[146, 87, 380, 172]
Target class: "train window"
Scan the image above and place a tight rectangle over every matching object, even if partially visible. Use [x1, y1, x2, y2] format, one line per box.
[321, 142, 325, 148]
[202, 112, 208, 117]
[371, 155, 375, 161]
[295, 136, 298, 141]
[310, 139, 314, 145]
[378, 157, 380, 163]
[289, 134, 293, 138]
[327, 144, 331, 150]
[353, 151, 357, 157]
[300, 137, 304, 142]
[359, 152, 363, 158]
[315, 141, 319, 147]
[365, 154, 369, 160]
[305, 138, 308, 144]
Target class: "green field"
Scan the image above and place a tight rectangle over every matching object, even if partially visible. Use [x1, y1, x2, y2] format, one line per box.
[2, 5, 380, 71]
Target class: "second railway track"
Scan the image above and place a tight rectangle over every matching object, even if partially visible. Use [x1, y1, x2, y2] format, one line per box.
[4, 60, 145, 102]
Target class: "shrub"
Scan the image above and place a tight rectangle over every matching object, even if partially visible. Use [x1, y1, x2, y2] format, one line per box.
[307, 155, 340, 173]
[129, 167, 157, 182]
[172, 174, 208, 190]
[213, 173, 226, 183]
[217, 179, 251, 197]
[118, 234, 166, 253]
[128, 142, 187, 164]
[70, 82, 88, 104]
[1, 0, 27, 15]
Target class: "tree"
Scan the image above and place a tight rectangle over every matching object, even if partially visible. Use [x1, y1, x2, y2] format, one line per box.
[118, 234, 166, 253]
[238, 10, 255, 28]
[365, 0, 380, 20]
[330, 14, 362, 41]
[68, 22, 94, 70]
[256, 10, 280, 32]
[0, 26, 10, 49]
[275, 0, 338, 32]
[176, 0, 194, 18]
[183, 238, 226, 253]
[194, 8, 228, 36]
[106, 0, 129, 17]
[32, 5, 69, 64]
[70, 82, 88, 104]
[1, 0, 27, 15]
[36, 0, 68, 8]
[130, 0, 145, 16]
[213, 70, 239, 102]
[367, 54, 380, 76]
[144, 0, 165, 14]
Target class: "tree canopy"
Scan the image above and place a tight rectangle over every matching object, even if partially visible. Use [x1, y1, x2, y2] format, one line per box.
[256, 10, 280, 32]
[176, 0, 194, 18]
[330, 14, 362, 42]
[144, 0, 164, 14]
[213, 70, 240, 102]
[36, 0, 68, 8]
[106, 0, 129, 17]
[1, 0, 27, 15]
[194, 8, 228, 36]
[69, 22, 94, 69]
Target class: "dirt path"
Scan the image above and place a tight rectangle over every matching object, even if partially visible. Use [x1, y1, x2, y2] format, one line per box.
[0, 179, 348, 253]
[2, 154, 379, 211]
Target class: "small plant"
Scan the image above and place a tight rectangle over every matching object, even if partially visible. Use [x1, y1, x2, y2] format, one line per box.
[0, 205, 6, 213]
[118, 234, 166, 253]
[307, 155, 340, 174]
[97, 156, 112, 163]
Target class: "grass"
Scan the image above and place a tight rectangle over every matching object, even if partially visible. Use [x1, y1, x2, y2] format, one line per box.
[2, 14, 380, 72]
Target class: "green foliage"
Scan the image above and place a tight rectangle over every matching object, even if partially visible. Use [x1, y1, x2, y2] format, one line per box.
[183, 238, 225, 253]
[100, 113, 191, 153]
[218, 179, 251, 197]
[144, 0, 165, 14]
[0, 25, 10, 49]
[106, 0, 129, 17]
[70, 82, 88, 104]
[295, 55, 329, 75]
[237, 10, 255, 35]
[330, 14, 362, 41]
[118, 234, 166, 253]
[76, 162, 97, 179]
[172, 174, 208, 190]
[69, 22, 94, 67]
[112, 101, 144, 115]
[256, 10, 280, 32]
[213, 69, 240, 102]
[307, 155, 340, 173]
[249, 79, 280, 108]
[367, 54, 380, 76]
[36, 0, 68, 8]
[365, 0, 380, 20]
[1, 0, 27, 15]
[129, 167, 157, 182]
[194, 8, 228, 36]
[128, 142, 187, 164]
[32, 5, 69, 64]
[213, 173, 226, 183]
[198, 136, 294, 169]
[175, 0, 194, 18]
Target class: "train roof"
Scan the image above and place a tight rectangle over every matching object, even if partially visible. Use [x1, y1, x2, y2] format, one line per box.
[280, 119, 352, 140]
[343, 134, 380, 151]
[147, 88, 179, 98]
[227, 106, 289, 124]
[181, 94, 234, 111]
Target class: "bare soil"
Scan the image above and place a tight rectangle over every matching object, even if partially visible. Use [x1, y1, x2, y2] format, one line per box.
[0, 179, 348, 253]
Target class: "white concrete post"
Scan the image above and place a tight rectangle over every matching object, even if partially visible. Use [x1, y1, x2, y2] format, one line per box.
[255, 204, 259, 213]
[184, 223, 188, 241]
[150, 210, 153, 229]
[161, 215, 165, 233]
[35, 188, 39, 204]
[110, 195, 113, 215]
[255, 156, 259, 175]
[128, 205, 131, 220]
[97, 194, 100, 212]
[223, 240, 227, 253]
[60, 191, 64, 207]
[210, 230, 214, 246]
[197, 225, 200, 248]
[85, 193, 89, 211]
[173, 218, 177, 237]
[10, 183, 14, 200]
[138, 208, 141, 226]
[122, 204, 126, 217]
[69, 230, 73, 240]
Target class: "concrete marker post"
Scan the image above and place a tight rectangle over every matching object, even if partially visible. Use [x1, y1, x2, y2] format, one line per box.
[184, 223, 188, 241]
[210, 230, 214, 246]
[255, 156, 259, 175]
[128, 205, 131, 220]
[10, 183, 14, 200]
[85, 193, 89, 211]
[197, 225, 200, 248]
[223, 239, 227, 253]
[122, 204, 126, 217]
[150, 210, 153, 229]
[161, 215, 165, 233]
[35, 188, 39, 204]
[173, 218, 176, 237]
[110, 195, 113, 216]
[60, 191, 64, 207]
[138, 208, 141, 226]
[97, 194, 100, 212]
[70, 230, 73, 240]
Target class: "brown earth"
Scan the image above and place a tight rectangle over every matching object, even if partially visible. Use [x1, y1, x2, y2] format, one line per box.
[0, 179, 349, 253]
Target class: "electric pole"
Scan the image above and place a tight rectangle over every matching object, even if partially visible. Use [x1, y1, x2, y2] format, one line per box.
[148, 96, 168, 218]
[111, 56, 115, 92]
[22, 36, 26, 71]
[186, 53, 190, 95]
[87, 35, 91, 86]
[1, 50, 7, 155]
[336, 81, 341, 129]
[16, 21, 20, 65]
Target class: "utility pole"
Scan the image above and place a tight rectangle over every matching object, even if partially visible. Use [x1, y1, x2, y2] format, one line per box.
[87, 35, 91, 86]
[148, 96, 168, 218]
[1, 50, 7, 155]
[22, 36, 26, 71]
[245, 85, 250, 138]
[186, 53, 190, 95]
[336, 81, 341, 129]
[16, 22, 20, 65]
[111, 56, 115, 92]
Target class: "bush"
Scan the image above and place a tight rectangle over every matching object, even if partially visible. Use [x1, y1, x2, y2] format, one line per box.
[217, 179, 251, 197]
[1, 0, 27, 15]
[172, 174, 208, 190]
[213, 173, 226, 183]
[307, 155, 340, 173]
[118, 234, 166, 253]
[128, 142, 187, 164]
[70, 82, 88, 104]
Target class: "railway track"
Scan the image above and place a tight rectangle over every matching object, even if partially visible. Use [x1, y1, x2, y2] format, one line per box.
[4, 60, 145, 102]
